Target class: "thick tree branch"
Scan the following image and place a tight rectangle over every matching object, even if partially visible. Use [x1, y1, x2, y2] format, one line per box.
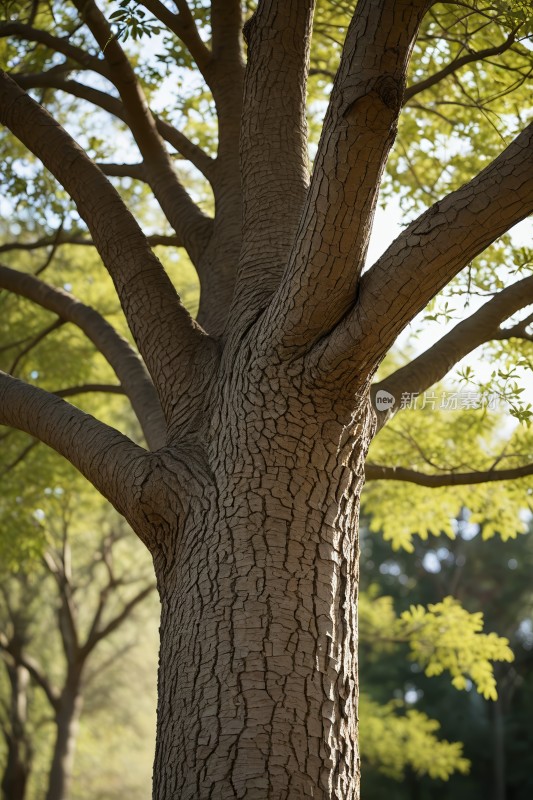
[262, 0, 430, 352]
[315, 122, 533, 382]
[12, 72, 214, 179]
[365, 462, 533, 487]
[179, 0, 245, 337]
[227, 0, 314, 332]
[210, 0, 244, 76]
[207, 0, 245, 192]
[0, 264, 165, 449]
[373, 275, 533, 427]
[0, 71, 216, 428]
[71, 0, 211, 259]
[0, 372, 149, 521]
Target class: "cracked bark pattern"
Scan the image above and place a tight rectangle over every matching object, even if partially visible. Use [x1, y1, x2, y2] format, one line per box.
[320, 122, 533, 378]
[228, 0, 314, 334]
[152, 347, 374, 798]
[263, 0, 429, 352]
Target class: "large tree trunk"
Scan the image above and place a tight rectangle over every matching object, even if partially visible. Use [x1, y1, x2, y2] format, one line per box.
[45, 679, 82, 800]
[152, 365, 374, 799]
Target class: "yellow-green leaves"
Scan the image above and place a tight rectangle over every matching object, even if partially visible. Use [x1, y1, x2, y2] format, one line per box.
[359, 590, 398, 651]
[364, 402, 533, 551]
[360, 592, 513, 701]
[364, 482, 457, 552]
[360, 694, 471, 781]
[399, 597, 513, 700]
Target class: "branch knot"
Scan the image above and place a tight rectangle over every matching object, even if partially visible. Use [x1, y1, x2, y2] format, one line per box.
[374, 75, 402, 113]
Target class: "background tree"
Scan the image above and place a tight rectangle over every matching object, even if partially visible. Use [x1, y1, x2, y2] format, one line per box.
[0, 573, 35, 800]
[0, 490, 156, 800]
[0, 0, 532, 798]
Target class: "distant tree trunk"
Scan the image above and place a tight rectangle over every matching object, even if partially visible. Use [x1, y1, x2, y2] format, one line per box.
[45, 675, 83, 800]
[152, 374, 373, 798]
[492, 694, 506, 800]
[1, 664, 32, 800]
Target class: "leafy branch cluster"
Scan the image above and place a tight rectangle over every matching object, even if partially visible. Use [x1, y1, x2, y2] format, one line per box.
[360, 695, 470, 781]
[360, 592, 513, 701]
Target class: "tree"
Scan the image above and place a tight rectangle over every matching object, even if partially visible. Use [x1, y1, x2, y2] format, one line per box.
[0, 581, 33, 800]
[0, 0, 532, 797]
[0, 499, 155, 800]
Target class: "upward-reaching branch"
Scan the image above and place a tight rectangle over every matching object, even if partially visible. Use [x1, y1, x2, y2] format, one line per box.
[209, 0, 245, 167]
[261, 0, 429, 352]
[160, 0, 245, 338]
[0, 70, 216, 427]
[12, 71, 215, 178]
[314, 122, 533, 384]
[72, 0, 212, 262]
[227, 0, 315, 330]
[139, 0, 212, 76]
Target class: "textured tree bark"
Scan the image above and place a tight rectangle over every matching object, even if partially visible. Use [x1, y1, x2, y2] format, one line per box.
[152, 356, 374, 799]
[45, 679, 82, 800]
